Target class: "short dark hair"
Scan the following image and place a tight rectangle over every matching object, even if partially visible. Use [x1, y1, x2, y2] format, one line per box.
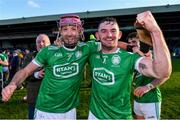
[98, 17, 119, 29]
[126, 32, 138, 40]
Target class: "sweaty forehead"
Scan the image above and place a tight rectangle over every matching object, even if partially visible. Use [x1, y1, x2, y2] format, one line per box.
[36, 36, 48, 43]
[99, 21, 118, 30]
[61, 24, 77, 28]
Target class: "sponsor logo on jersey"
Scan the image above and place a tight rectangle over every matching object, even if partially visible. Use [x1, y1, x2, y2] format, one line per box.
[54, 53, 63, 57]
[93, 68, 114, 85]
[53, 63, 79, 78]
[111, 55, 121, 65]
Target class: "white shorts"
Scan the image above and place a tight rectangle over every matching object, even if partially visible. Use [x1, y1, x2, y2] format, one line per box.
[88, 111, 98, 120]
[3, 67, 8, 72]
[34, 108, 76, 120]
[134, 101, 161, 120]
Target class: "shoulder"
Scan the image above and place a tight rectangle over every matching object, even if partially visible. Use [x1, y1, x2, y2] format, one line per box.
[47, 45, 59, 50]
[0, 53, 6, 59]
[39, 45, 59, 53]
[77, 42, 88, 47]
[78, 41, 100, 47]
[119, 49, 135, 56]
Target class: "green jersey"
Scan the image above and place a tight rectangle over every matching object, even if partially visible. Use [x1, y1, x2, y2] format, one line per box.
[89, 48, 141, 119]
[33, 41, 101, 113]
[133, 73, 161, 103]
[0, 53, 7, 72]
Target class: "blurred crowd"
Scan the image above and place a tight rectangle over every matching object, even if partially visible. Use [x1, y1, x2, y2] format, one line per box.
[0, 48, 31, 88]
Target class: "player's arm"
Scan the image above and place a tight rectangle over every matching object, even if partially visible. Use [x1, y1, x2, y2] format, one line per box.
[117, 41, 128, 50]
[0, 59, 8, 66]
[134, 78, 167, 97]
[1, 62, 39, 102]
[136, 11, 172, 80]
[0, 55, 9, 66]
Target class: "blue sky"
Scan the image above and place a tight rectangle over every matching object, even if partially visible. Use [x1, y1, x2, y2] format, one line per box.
[0, 0, 180, 20]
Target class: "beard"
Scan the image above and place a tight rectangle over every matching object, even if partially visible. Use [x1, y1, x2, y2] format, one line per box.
[62, 35, 79, 48]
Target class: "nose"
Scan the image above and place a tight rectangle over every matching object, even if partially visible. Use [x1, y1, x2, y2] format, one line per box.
[66, 29, 74, 36]
[107, 31, 112, 37]
[40, 41, 44, 46]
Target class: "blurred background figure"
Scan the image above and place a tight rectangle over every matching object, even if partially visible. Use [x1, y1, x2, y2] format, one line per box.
[9, 50, 21, 82]
[2, 49, 10, 84]
[0, 50, 9, 99]
[89, 34, 96, 41]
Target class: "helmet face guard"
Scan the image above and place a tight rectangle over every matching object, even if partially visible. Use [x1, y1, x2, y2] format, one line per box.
[57, 14, 84, 48]
[59, 15, 82, 28]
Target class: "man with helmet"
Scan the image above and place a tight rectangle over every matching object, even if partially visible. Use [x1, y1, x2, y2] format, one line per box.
[1, 14, 102, 119]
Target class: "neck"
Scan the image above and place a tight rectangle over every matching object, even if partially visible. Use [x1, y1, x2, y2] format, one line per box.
[64, 44, 76, 49]
[63, 45, 76, 51]
[102, 47, 118, 54]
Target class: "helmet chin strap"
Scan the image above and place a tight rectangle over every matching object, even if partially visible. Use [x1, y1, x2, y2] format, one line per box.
[62, 37, 78, 49]
[63, 42, 77, 49]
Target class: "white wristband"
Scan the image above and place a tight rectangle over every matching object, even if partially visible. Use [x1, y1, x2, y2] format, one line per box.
[34, 72, 39, 79]
[146, 83, 154, 90]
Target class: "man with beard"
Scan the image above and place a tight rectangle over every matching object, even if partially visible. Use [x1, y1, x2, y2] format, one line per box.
[1, 14, 101, 119]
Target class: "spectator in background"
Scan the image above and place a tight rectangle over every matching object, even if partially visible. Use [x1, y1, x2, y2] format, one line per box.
[2, 49, 10, 84]
[9, 50, 21, 81]
[0, 50, 9, 98]
[21, 34, 50, 119]
[90, 34, 96, 41]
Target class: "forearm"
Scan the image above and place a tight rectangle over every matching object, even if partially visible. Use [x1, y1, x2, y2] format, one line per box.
[134, 78, 168, 97]
[151, 30, 172, 79]
[9, 69, 31, 87]
[150, 78, 168, 88]
[0, 61, 9, 66]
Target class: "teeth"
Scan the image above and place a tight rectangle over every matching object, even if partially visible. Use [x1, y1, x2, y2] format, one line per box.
[107, 39, 113, 41]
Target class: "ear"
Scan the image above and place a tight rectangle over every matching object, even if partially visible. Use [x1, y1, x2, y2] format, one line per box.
[59, 29, 62, 34]
[79, 28, 84, 35]
[118, 31, 122, 39]
[95, 32, 100, 40]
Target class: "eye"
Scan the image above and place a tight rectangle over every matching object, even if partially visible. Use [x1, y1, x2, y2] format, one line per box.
[100, 29, 106, 33]
[111, 29, 117, 33]
[62, 27, 68, 31]
[71, 27, 77, 31]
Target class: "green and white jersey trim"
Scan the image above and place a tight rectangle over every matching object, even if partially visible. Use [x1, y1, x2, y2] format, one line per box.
[135, 57, 144, 72]
[62, 45, 77, 51]
[32, 59, 43, 67]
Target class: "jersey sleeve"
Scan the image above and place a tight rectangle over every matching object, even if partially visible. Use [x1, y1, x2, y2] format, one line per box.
[0, 54, 6, 61]
[86, 41, 101, 53]
[129, 52, 143, 72]
[33, 47, 48, 67]
[131, 53, 143, 72]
